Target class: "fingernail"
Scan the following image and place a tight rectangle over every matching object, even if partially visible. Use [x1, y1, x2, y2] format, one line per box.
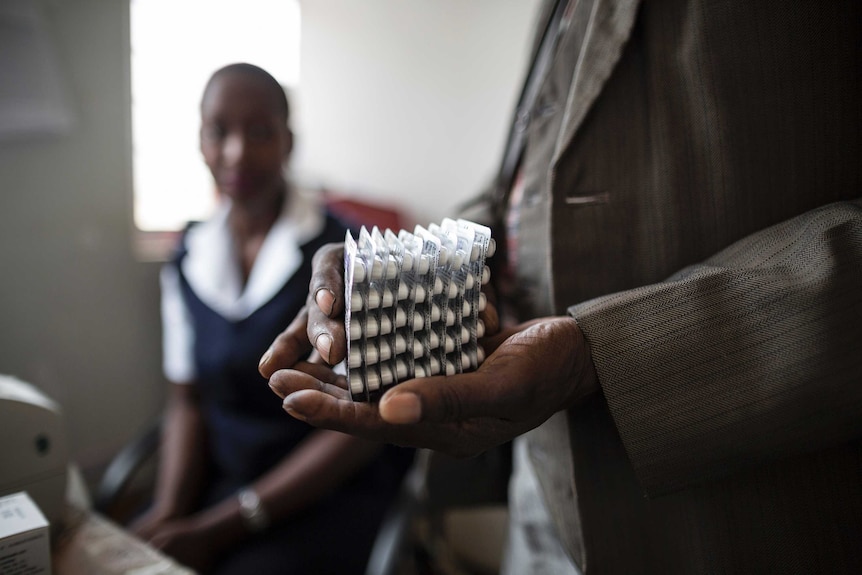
[380, 392, 422, 424]
[283, 397, 307, 421]
[268, 380, 285, 399]
[259, 347, 272, 370]
[315, 288, 336, 317]
[314, 333, 333, 364]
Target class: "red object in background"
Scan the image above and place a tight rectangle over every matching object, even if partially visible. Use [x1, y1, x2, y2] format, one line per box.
[323, 190, 406, 232]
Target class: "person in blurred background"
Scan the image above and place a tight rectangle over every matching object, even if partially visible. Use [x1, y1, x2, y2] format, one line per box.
[131, 63, 413, 575]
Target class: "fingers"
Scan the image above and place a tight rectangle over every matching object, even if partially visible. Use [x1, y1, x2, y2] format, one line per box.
[259, 306, 313, 378]
[293, 360, 349, 391]
[379, 318, 589, 425]
[478, 296, 500, 337]
[378, 369, 520, 426]
[307, 243, 348, 365]
[479, 317, 544, 355]
[268, 315, 595, 458]
[269, 368, 351, 401]
[277, 383, 494, 455]
[306, 306, 347, 366]
[310, 243, 346, 317]
[270, 370, 399, 444]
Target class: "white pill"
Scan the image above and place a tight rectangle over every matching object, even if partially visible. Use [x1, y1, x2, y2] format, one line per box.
[412, 339, 424, 358]
[452, 252, 464, 270]
[478, 292, 487, 311]
[414, 284, 427, 302]
[433, 277, 443, 295]
[462, 300, 471, 316]
[443, 336, 455, 353]
[366, 345, 380, 364]
[402, 251, 414, 271]
[381, 364, 395, 386]
[476, 320, 485, 338]
[415, 363, 428, 378]
[350, 319, 362, 340]
[366, 290, 381, 309]
[486, 238, 496, 258]
[395, 358, 409, 380]
[460, 326, 470, 341]
[482, 266, 491, 285]
[380, 315, 393, 336]
[397, 283, 409, 300]
[444, 308, 455, 326]
[349, 372, 364, 395]
[461, 351, 471, 368]
[378, 340, 392, 362]
[394, 308, 407, 327]
[438, 247, 450, 266]
[382, 288, 395, 308]
[418, 256, 430, 275]
[351, 291, 363, 311]
[445, 360, 456, 376]
[394, 334, 407, 354]
[362, 320, 375, 338]
[448, 282, 458, 298]
[465, 273, 475, 290]
[366, 370, 381, 391]
[413, 314, 424, 331]
[371, 258, 384, 280]
[470, 243, 482, 262]
[428, 331, 440, 349]
[477, 346, 486, 363]
[348, 347, 363, 368]
[353, 261, 367, 283]
[386, 259, 398, 279]
[429, 356, 441, 374]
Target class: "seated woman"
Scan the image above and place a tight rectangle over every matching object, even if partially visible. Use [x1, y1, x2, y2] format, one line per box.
[132, 63, 413, 575]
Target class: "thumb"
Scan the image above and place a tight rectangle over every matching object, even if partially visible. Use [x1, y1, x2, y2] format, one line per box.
[377, 351, 531, 425]
[377, 370, 493, 424]
[378, 317, 587, 425]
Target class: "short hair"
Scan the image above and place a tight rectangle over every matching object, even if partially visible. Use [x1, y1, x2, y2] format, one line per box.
[201, 62, 290, 122]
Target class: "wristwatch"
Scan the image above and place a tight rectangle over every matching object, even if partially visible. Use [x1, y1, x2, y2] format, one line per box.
[237, 487, 270, 533]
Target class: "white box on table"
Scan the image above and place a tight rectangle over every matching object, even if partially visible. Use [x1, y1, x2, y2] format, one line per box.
[0, 491, 51, 575]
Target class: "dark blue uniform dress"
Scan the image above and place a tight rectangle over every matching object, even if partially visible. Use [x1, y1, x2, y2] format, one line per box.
[171, 212, 413, 575]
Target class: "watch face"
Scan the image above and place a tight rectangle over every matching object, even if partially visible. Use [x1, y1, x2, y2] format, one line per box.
[238, 488, 270, 532]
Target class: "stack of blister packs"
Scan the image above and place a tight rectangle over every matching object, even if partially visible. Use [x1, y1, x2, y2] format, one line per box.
[344, 218, 495, 402]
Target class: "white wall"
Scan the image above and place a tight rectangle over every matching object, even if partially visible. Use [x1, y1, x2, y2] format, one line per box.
[0, 0, 541, 475]
[0, 0, 164, 470]
[295, 0, 541, 224]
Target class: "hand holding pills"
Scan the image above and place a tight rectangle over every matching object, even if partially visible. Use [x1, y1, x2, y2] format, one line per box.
[266, 314, 597, 456]
[344, 219, 494, 401]
[260, 220, 599, 457]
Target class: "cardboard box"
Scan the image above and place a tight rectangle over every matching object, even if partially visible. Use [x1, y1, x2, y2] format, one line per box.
[0, 491, 51, 575]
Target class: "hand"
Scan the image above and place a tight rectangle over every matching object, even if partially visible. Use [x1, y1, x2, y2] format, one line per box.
[145, 516, 218, 573]
[129, 506, 175, 542]
[267, 316, 598, 457]
[259, 242, 500, 375]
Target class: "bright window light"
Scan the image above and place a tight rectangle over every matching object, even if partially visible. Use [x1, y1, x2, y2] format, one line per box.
[130, 0, 300, 232]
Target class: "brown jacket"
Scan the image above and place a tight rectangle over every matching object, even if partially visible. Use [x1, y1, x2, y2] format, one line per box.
[499, 0, 862, 572]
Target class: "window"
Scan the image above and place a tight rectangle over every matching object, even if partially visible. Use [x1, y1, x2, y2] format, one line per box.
[130, 0, 300, 257]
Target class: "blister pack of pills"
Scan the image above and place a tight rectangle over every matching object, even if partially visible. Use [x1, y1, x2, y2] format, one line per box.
[344, 219, 495, 402]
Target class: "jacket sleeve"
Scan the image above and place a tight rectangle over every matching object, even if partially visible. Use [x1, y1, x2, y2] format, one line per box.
[568, 199, 862, 495]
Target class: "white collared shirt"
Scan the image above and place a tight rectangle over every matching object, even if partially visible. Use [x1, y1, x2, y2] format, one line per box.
[161, 189, 324, 383]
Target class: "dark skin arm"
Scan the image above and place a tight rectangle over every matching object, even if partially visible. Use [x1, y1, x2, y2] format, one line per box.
[132, 378, 383, 572]
[259, 243, 599, 458]
[131, 382, 208, 538]
[144, 430, 382, 572]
